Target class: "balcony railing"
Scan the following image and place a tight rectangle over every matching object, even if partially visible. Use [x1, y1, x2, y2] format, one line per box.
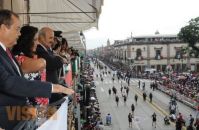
[13, 98, 67, 130]
[155, 55, 163, 60]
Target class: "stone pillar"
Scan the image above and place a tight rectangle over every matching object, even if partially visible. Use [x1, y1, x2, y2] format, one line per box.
[167, 43, 170, 65]
[3, 0, 28, 25]
[0, 0, 3, 9]
[147, 44, 150, 68]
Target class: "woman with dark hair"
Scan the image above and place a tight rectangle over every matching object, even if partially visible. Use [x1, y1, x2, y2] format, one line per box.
[13, 25, 38, 58]
[60, 38, 70, 63]
[12, 25, 46, 74]
[12, 25, 48, 105]
[61, 38, 68, 52]
[53, 42, 62, 54]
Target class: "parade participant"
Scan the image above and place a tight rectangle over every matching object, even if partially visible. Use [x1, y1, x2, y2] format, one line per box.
[115, 95, 119, 106]
[143, 92, 147, 101]
[108, 88, 111, 96]
[123, 95, 127, 105]
[135, 94, 138, 105]
[149, 92, 153, 103]
[152, 112, 157, 128]
[131, 103, 135, 115]
[126, 87, 129, 96]
[128, 113, 133, 128]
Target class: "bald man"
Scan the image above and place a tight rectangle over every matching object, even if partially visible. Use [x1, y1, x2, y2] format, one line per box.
[36, 27, 66, 102]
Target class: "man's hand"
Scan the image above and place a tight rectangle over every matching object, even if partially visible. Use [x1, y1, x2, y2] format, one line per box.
[52, 84, 75, 95]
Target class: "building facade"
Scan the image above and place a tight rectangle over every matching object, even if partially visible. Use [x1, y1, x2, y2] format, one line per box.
[113, 34, 199, 73]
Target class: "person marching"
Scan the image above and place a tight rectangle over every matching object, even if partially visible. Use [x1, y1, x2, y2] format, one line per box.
[138, 80, 141, 88]
[126, 86, 129, 96]
[134, 94, 138, 105]
[112, 76, 115, 83]
[108, 88, 111, 96]
[131, 103, 135, 116]
[123, 95, 127, 105]
[128, 113, 133, 128]
[142, 82, 145, 91]
[152, 112, 157, 128]
[115, 95, 119, 107]
[127, 78, 130, 86]
[143, 92, 147, 101]
[149, 92, 153, 103]
[120, 85, 123, 93]
[112, 86, 117, 95]
[101, 76, 103, 82]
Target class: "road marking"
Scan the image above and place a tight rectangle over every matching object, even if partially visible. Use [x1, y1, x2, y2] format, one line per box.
[101, 87, 105, 92]
[132, 85, 187, 130]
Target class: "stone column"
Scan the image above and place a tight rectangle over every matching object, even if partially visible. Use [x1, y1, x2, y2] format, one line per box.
[147, 44, 150, 68]
[167, 43, 170, 65]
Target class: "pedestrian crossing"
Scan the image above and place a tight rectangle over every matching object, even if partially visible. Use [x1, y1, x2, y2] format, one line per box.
[94, 79, 153, 85]
[131, 79, 154, 84]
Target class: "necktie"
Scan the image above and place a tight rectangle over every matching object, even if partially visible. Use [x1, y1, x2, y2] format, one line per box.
[6, 48, 13, 60]
[6, 48, 22, 76]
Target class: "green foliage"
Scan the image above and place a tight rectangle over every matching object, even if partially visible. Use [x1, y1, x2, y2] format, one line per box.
[178, 17, 199, 52]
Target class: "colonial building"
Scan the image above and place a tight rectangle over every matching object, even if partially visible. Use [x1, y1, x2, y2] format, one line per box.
[113, 34, 199, 72]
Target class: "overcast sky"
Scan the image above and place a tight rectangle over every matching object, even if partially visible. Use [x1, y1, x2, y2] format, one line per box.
[84, 0, 199, 49]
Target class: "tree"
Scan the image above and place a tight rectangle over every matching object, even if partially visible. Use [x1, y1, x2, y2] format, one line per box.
[178, 17, 199, 52]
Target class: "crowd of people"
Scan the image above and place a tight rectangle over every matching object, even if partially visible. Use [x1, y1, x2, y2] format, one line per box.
[80, 62, 104, 130]
[161, 74, 199, 104]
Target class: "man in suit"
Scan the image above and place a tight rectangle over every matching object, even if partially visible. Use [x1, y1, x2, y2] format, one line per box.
[37, 27, 69, 103]
[0, 9, 74, 130]
[37, 27, 65, 84]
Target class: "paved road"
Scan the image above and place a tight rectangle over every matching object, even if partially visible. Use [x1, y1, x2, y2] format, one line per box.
[92, 63, 197, 130]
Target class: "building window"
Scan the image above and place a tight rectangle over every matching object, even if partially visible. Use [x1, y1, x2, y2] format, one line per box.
[136, 48, 143, 60]
[155, 50, 162, 60]
[175, 50, 182, 59]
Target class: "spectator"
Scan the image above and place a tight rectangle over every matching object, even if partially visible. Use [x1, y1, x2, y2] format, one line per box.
[194, 118, 199, 130]
[106, 113, 111, 125]
[37, 27, 67, 103]
[12, 25, 48, 105]
[189, 114, 194, 126]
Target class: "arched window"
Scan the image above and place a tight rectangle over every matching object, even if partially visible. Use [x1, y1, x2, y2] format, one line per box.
[136, 49, 142, 60]
[155, 50, 161, 59]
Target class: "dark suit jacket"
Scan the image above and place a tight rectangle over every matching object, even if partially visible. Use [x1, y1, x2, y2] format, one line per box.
[0, 46, 52, 130]
[36, 44, 63, 84]
[36, 44, 64, 103]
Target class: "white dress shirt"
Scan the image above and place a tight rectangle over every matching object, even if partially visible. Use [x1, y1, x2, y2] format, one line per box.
[0, 41, 21, 76]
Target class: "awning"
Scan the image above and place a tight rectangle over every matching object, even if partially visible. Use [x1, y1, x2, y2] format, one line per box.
[63, 32, 85, 50]
[27, 0, 103, 50]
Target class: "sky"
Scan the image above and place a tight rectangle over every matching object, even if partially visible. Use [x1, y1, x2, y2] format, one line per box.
[84, 0, 199, 50]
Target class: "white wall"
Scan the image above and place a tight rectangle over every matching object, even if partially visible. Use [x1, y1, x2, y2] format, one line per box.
[3, 0, 28, 25]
